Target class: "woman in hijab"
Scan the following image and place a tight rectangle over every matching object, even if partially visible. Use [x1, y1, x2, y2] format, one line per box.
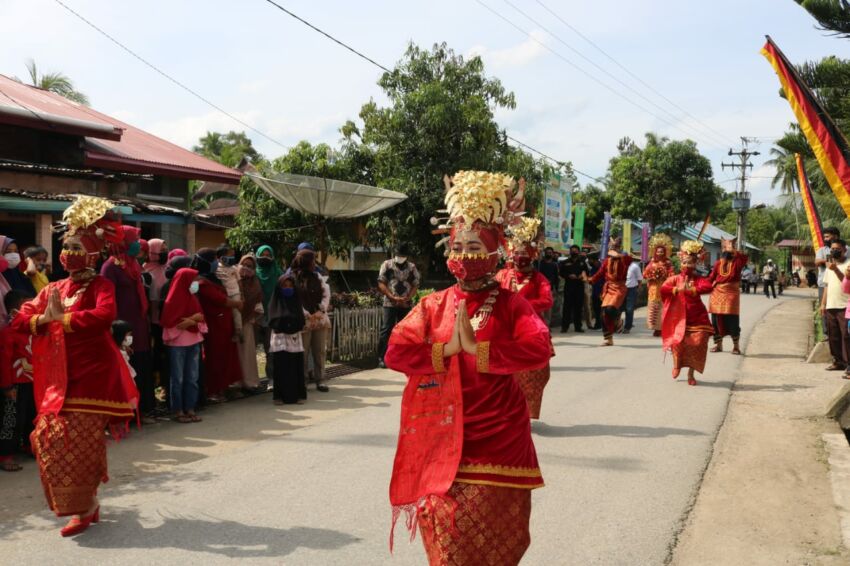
[237, 254, 263, 392]
[160, 268, 206, 422]
[194, 248, 243, 402]
[255, 245, 283, 386]
[168, 248, 188, 263]
[0, 236, 36, 297]
[101, 226, 153, 421]
[291, 249, 331, 393]
[268, 274, 306, 404]
[143, 238, 169, 408]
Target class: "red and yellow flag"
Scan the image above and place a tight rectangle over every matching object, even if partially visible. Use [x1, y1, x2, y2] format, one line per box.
[796, 153, 825, 249]
[762, 36, 850, 218]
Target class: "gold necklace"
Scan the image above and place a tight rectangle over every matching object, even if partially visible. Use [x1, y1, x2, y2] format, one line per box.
[461, 287, 500, 332]
[63, 275, 94, 308]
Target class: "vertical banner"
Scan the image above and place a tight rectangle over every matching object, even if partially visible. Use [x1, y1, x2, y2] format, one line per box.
[796, 153, 825, 248]
[600, 211, 612, 258]
[641, 223, 651, 262]
[622, 220, 632, 256]
[573, 204, 586, 247]
[543, 172, 574, 251]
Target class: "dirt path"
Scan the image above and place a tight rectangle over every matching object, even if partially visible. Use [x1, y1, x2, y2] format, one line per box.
[670, 292, 850, 565]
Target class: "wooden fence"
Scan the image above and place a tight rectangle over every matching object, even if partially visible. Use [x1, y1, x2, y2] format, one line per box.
[329, 307, 382, 362]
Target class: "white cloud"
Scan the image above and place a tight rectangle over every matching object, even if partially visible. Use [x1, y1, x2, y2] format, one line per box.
[144, 110, 264, 150]
[468, 30, 550, 69]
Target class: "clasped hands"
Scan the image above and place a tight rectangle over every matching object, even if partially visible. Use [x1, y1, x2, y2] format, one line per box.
[176, 313, 204, 330]
[38, 288, 65, 325]
[443, 299, 478, 357]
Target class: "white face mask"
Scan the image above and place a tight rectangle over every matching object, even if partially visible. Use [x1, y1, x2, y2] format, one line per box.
[122, 335, 133, 348]
[394, 256, 408, 264]
[189, 281, 200, 294]
[4, 252, 20, 269]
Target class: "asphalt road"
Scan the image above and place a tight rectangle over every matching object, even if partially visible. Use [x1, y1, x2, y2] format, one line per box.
[0, 289, 802, 565]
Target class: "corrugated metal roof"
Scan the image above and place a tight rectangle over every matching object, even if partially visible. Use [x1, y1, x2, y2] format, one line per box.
[0, 75, 241, 185]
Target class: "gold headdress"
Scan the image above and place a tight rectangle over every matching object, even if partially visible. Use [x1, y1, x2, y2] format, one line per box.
[432, 170, 525, 250]
[678, 239, 705, 261]
[58, 195, 122, 252]
[648, 233, 673, 258]
[506, 217, 543, 254]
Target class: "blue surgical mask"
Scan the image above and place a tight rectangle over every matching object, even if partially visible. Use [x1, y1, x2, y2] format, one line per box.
[189, 281, 200, 294]
[281, 287, 295, 298]
[127, 241, 141, 257]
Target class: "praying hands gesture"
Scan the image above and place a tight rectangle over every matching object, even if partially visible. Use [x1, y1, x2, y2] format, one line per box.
[39, 288, 65, 325]
[444, 299, 478, 356]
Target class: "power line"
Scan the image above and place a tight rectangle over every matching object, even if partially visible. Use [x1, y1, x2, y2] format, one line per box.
[263, 0, 391, 73]
[500, 0, 732, 149]
[533, 0, 736, 148]
[474, 0, 727, 151]
[52, 0, 288, 150]
[258, 1, 602, 181]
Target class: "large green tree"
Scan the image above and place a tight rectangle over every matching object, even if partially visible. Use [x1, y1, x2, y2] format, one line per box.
[193, 131, 262, 167]
[797, 0, 850, 36]
[23, 59, 89, 105]
[351, 42, 553, 265]
[606, 133, 720, 228]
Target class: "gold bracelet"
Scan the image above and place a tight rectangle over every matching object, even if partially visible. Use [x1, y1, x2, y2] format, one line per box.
[431, 343, 446, 373]
[476, 341, 491, 373]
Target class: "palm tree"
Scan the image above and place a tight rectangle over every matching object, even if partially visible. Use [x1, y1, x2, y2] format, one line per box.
[764, 144, 798, 195]
[25, 59, 89, 106]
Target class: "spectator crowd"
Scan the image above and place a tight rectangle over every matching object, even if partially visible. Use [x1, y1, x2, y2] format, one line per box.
[0, 233, 332, 471]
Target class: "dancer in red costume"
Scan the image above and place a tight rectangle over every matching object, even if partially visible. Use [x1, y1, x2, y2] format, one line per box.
[708, 238, 748, 354]
[385, 171, 551, 565]
[661, 240, 714, 386]
[495, 215, 553, 419]
[588, 236, 632, 346]
[11, 196, 137, 536]
[643, 234, 674, 337]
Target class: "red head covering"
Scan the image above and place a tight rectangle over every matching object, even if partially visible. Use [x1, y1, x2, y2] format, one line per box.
[160, 268, 201, 330]
[140, 239, 149, 256]
[168, 248, 188, 262]
[106, 225, 148, 316]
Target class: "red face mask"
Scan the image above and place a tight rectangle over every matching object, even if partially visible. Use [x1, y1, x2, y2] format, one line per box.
[60, 249, 95, 272]
[447, 252, 499, 282]
[512, 255, 532, 269]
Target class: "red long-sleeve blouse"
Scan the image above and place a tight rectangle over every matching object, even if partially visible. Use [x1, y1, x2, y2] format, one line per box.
[495, 268, 554, 316]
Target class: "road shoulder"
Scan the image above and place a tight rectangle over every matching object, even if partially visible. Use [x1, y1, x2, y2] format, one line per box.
[670, 294, 850, 565]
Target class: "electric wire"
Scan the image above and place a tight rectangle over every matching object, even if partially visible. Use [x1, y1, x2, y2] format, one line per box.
[52, 0, 288, 150]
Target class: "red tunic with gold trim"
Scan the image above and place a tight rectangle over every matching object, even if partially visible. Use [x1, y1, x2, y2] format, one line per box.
[589, 255, 632, 309]
[385, 285, 550, 512]
[661, 274, 714, 377]
[708, 252, 748, 315]
[494, 268, 553, 316]
[12, 276, 136, 421]
[495, 268, 554, 419]
[643, 260, 674, 331]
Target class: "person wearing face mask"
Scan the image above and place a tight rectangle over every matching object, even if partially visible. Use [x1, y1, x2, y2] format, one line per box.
[268, 274, 307, 404]
[496, 217, 553, 420]
[588, 236, 633, 346]
[255, 245, 283, 386]
[24, 246, 51, 294]
[112, 320, 137, 381]
[708, 238, 749, 354]
[215, 244, 243, 344]
[0, 237, 36, 298]
[194, 248, 243, 402]
[623, 255, 644, 334]
[377, 244, 421, 369]
[384, 172, 550, 565]
[237, 255, 263, 391]
[537, 246, 560, 324]
[559, 244, 589, 333]
[643, 235, 675, 337]
[0, 290, 36, 472]
[762, 259, 779, 299]
[661, 241, 714, 386]
[10, 195, 138, 537]
[816, 227, 840, 307]
[821, 239, 850, 373]
[101, 226, 153, 422]
[161, 268, 206, 422]
[142, 238, 169, 412]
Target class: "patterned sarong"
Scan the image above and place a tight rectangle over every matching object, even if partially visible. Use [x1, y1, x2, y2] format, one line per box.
[646, 299, 663, 331]
[709, 282, 741, 315]
[419, 482, 531, 566]
[671, 326, 713, 377]
[514, 365, 550, 419]
[31, 412, 109, 517]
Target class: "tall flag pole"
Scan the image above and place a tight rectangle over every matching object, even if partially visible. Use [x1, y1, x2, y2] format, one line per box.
[600, 211, 612, 257]
[762, 36, 850, 218]
[796, 153, 825, 248]
[696, 213, 711, 241]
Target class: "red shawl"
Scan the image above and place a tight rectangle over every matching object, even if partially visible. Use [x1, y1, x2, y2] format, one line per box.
[660, 273, 713, 351]
[160, 268, 202, 330]
[385, 286, 550, 547]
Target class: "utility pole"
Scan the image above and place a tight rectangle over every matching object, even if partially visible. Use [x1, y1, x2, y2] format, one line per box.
[722, 138, 760, 251]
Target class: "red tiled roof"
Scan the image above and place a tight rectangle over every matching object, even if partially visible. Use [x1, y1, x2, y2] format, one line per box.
[0, 74, 241, 185]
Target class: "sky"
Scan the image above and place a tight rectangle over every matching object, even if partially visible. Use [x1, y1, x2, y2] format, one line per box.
[2, 0, 848, 206]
